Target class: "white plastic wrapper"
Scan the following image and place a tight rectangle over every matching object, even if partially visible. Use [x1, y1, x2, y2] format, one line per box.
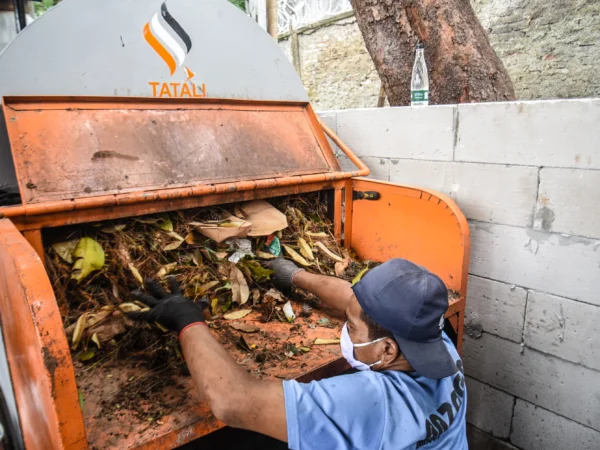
[227, 238, 254, 263]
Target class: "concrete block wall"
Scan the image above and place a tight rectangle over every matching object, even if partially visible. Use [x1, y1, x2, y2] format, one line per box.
[320, 98, 600, 450]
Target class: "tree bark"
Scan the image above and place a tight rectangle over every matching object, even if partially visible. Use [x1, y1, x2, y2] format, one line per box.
[352, 0, 516, 105]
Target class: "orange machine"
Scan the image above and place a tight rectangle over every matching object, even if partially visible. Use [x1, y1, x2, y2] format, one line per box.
[0, 2, 468, 449]
[0, 96, 469, 449]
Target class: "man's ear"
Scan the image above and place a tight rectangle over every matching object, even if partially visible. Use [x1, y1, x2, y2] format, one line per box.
[380, 337, 400, 365]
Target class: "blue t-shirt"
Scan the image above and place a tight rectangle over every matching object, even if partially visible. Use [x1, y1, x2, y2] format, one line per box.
[283, 333, 467, 450]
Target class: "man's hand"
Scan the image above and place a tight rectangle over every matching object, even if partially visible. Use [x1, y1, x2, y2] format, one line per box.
[266, 258, 304, 291]
[129, 276, 209, 338]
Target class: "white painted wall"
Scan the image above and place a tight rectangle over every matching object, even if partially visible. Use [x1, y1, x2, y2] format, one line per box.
[320, 98, 600, 450]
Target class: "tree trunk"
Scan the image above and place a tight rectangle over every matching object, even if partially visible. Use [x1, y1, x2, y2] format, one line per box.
[352, 0, 516, 105]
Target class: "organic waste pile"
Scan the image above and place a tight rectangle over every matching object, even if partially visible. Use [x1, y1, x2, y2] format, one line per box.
[45, 193, 374, 426]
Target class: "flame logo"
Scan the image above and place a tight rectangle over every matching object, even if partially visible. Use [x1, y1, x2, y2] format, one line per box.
[144, 1, 194, 79]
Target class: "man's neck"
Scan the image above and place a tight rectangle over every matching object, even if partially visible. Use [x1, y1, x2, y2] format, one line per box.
[378, 359, 414, 372]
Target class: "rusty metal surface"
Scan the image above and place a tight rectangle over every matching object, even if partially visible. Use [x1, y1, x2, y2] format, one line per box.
[7, 181, 343, 231]
[0, 219, 86, 449]
[77, 308, 343, 450]
[0, 101, 369, 223]
[2, 97, 341, 205]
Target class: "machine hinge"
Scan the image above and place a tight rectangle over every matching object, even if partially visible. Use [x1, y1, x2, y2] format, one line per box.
[353, 191, 381, 201]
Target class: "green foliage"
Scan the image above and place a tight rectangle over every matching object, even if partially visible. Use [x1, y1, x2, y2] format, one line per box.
[35, 0, 245, 18]
[228, 0, 246, 11]
[34, 0, 59, 17]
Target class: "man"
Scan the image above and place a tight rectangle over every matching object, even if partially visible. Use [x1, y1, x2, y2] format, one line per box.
[130, 258, 467, 449]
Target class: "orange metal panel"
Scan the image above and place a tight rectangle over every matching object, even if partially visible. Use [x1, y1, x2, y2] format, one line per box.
[334, 188, 343, 240]
[6, 181, 344, 231]
[343, 179, 354, 247]
[2, 97, 340, 205]
[22, 228, 44, 263]
[0, 219, 86, 449]
[349, 178, 470, 326]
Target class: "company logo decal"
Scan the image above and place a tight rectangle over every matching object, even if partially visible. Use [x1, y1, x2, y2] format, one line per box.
[144, 1, 206, 98]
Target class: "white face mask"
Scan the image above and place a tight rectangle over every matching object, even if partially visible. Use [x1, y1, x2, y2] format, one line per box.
[340, 322, 385, 371]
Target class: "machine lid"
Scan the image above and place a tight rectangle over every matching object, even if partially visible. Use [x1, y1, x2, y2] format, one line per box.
[0, 0, 309, 192]
[2, 96, 341, 205]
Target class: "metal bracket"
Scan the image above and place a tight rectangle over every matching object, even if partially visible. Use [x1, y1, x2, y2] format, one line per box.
[353, 191, 381, 201]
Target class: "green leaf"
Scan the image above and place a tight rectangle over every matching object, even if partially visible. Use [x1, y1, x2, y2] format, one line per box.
[71, 237, 105, 283]
[135, 217, 161, 224]
[78, 391, 85, 411]
[79, 349, 96, 361]
[221, 296, 232, 313]
[352, 267, 370, 286]
[211, 297, 220, 316]
[215, 281, 232, 292]
[244, 261, 274, 282]
[158, 214, 173, 231]
[52, 239, 79, 264]
[100, 224, 126, 233]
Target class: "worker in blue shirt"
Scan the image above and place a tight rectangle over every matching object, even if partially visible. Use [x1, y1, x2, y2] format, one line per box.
[130, 258, 468, 449]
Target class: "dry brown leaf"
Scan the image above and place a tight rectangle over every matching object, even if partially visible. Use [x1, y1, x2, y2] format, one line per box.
[192, 215, 251, 243]
[167, 231, 184, 240]
[87, 312, 128, 343]
[91, 333, 101, 348]
[126, 264, 143, 285]
[184, 232, 198, 244]
[230, 323, 260, 333]
[334, 257, 351, 277]
[314, 242, 344, 263]
[191, 249, 202, 266]
[162, 232, 185, 251]
[162, 241, 184, 252]
[154, 322, 169, 333]
[264, 288, 286, 304]
[229, 265, 250, 305]
[283, 244, 311, 267]
[306, 231, 328, 238]
[71, 312, 89, 350]
[251, 288, 261, 305]
[223, 309, 252, 320]
[52, 239, 79, 264]
[255, 250, 277, 259]
[314, 338, 341, 345]
[239, 264, 252, 282]
[118, 303, 142, 313]
[298, 238, 315, 261]
[100, 224, 126, 234]
[156, 262, 178, 278]
[196, 281, 219, 297]
[84, 308, 114, 329]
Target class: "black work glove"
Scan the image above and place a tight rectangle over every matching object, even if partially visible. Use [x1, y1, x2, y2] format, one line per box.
[266, 258, 304, 291]
[129, 276, 209, 337]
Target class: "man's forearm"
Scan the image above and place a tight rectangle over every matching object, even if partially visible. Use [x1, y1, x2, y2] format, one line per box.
[293, 271, 353, 313]
[180, 324, 258, 416]
[179, 324, 287, 441]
